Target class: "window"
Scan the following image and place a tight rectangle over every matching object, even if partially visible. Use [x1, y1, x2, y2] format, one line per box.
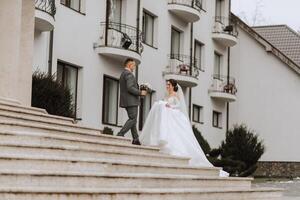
[57, 61, 79, 117]
[171, 27, 181, 57]
[61, 0, 83, 13]
[102, 75, 119, 126]
[142, 11, 155, 47]
[139, 92, 154, 130]
[215, 0, 223, 17]
[193, 105, 203, 124]
[194, 41, 204, 71]
[214, 52, 222, 78]
[212, 111, 222, 128]
[109, 0, 122, 24]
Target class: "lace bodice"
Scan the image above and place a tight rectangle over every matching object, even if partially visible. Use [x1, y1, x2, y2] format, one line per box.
[165, 96, 180, 109]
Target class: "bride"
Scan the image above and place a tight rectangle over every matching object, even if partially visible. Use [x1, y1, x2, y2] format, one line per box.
[140, 79, 228, 177]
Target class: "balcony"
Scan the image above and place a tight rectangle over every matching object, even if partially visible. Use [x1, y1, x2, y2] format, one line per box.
[94, 22, 143, 64]
[163, 54, 200, 87]
[209, 75, 237, 102]
[35, 0, 56, 32]
[212, 16, 238, 47]
[167, 0, 202, 23]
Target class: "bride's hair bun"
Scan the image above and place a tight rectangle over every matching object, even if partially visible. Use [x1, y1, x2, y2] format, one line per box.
[168, 79, 178, 92]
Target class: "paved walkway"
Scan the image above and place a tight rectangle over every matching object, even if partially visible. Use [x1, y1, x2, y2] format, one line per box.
[253, 178, 300, 200]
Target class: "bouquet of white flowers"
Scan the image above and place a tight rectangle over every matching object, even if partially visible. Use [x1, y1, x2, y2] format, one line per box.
[140, 83, 152, 92]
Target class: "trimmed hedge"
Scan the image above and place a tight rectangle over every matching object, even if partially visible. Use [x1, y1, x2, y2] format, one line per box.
[31, 71, 74, 118]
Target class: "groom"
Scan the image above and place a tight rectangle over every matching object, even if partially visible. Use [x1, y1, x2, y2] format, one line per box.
[117, 58, 147, 145]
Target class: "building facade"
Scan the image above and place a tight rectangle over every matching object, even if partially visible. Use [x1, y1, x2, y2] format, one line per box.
[32, 0, 300, 177]
[229, 18, 300, 177]
[34, 0, 238, 148]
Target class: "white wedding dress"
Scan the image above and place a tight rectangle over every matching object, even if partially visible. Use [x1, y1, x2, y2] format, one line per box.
[140, 89, 228, 177]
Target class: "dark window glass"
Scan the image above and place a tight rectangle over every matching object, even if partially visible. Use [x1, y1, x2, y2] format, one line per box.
[212, 111, 222, 128]
[61, 0, 81, 12]
[142, 11, 155, 46]
[102, 76, 119, 125]
[57, 61, 79, 117]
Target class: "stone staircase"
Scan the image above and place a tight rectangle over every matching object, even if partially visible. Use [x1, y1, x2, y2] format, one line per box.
[0, 101, 283, 199]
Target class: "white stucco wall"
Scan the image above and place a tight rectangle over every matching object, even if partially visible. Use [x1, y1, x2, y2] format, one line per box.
[230, 26, 300, 162]
[33, 0, 232, 146]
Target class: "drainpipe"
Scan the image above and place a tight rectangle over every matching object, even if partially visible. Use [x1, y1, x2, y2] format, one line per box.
[135, 0, 141, 81]
[226, 0, 232, 133]
[136, 0, 141, 53]
[48, 30, 54, 76]
[226, 47, 230, 133]
[105, 0, 110, 46]
[189, 22, 194, 119]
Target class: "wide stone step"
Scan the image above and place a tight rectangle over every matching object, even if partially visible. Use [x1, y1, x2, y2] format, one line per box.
[0, 170, 252, 189]
[0, 104, 130, 143]
[0, 155, 219, 177]
[0, 104, 135, 144]
[0, 102, 74, 125]
[0, 187, 283, 200]
[0, 131, 165, 158]
[0, 121, 135, 146]
[0, 142, 189, 166]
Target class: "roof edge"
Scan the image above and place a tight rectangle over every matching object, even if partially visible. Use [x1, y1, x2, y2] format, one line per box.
[231, 13, 300, 76]
[252, 24, 300, 41]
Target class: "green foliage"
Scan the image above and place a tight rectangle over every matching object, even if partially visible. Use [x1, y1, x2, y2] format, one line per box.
[210, 124, 265, 177]
[221, 124, 265, 167]
[103, 127, 114, 135]
[192, 126, 211, 155]
[209, 148, 222, 158]
[31, 71, 74, 118]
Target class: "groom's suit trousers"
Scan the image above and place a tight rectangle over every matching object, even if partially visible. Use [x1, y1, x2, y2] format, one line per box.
[118, 106, 139, 140]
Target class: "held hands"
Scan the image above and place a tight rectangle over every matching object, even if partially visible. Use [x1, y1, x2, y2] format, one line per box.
[140, 90, 147, 96]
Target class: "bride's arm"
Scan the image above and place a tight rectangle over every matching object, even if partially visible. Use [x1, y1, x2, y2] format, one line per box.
[166, 97, 180, 109]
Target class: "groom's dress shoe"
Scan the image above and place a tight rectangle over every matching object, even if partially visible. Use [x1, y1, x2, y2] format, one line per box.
[132, 139, 141, 145]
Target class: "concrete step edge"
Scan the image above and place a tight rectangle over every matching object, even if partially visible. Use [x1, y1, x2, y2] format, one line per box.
[0, 154, 220, 172]
[0, 121, 131, 143]
[0, 169, 253, 181]
[0, 142, 189, 161]
[0, 187, 284, 194]
[0, 130, 155, 151]
[0, 108, 108, 133]
[0, 102, 48, 115]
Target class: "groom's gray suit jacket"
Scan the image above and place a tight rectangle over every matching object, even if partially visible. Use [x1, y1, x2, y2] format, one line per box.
[119, 69, 140, 108]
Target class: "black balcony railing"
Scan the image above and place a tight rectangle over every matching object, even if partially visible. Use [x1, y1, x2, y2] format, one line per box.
[211, 74, 237, 95]
[213, 16, 238, 37]
[35, 0, 56, 17]
[97, 22, 143, 55]
[168, 0, 203, 11]
[165, 54, 200, 78]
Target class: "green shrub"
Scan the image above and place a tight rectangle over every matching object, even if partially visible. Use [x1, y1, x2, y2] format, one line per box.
[209, 148, 222, 158]
[103, 127, 114, 135]
[31, 71, 74, 118]
[210, 124, 265, 177]
[192, 126, 211, 155]
[221, 124, 265, 168]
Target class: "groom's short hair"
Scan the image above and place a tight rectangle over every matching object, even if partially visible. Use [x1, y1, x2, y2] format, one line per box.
[124, 58, 135, 66]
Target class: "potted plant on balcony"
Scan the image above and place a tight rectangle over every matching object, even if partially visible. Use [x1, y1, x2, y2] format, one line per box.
[178, 64, 190, 75]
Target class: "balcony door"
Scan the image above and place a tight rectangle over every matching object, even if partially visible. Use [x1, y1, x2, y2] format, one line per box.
[171, 28, 181, 58]
[109, 0, 122, 24]
[214, 52, 222, 78]
[215, 0, 223, 18]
